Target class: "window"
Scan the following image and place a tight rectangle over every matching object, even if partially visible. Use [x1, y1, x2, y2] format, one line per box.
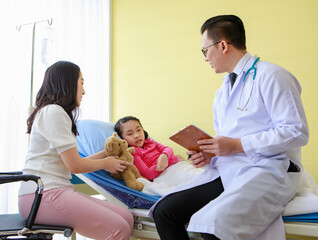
[0, 0, 111, 216]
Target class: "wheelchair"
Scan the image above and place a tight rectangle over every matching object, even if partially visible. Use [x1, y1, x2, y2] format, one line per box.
[0, 172, 73, 239]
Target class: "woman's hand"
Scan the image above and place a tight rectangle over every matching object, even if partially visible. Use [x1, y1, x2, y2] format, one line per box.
[104, 156, 133, 174]
[198, 136, 243, 156]
[60, 148, 133, 174]
[156, 154, 168, 171]
[187, 150, 210, 168]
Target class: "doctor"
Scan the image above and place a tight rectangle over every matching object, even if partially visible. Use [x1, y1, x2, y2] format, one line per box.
[150, 15, 309, 240]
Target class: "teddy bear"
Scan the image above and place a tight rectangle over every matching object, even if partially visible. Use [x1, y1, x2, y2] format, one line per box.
[104, 132, 144, 191]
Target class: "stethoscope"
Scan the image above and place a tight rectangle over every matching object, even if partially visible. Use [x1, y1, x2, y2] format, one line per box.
[237, 57, 260, 111]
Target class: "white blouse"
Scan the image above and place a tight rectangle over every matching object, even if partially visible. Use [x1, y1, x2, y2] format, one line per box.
[19, 104, 77, 196]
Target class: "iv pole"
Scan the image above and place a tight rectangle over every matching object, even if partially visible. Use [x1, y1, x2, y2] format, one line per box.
[16, 19, 53, 116]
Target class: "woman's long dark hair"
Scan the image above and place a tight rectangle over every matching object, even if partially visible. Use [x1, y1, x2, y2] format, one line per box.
[115, 116, 149, 139]
[27, 61, 81, 135]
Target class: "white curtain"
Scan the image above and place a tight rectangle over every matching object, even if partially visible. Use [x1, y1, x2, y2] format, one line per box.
[0, 0, 111, 218]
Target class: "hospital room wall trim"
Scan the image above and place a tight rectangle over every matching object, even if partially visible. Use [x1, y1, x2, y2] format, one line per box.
[111, 0, 318, 182]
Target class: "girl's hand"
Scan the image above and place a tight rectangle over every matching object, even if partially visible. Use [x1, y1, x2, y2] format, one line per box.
[177, 154, 185, 161]
[187, 150, 210, 168]
[156, 154, 168, 171]
[104, 156, 133, 173]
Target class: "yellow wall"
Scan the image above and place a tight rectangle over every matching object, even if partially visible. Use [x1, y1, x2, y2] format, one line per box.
[112, 0, 318, 182]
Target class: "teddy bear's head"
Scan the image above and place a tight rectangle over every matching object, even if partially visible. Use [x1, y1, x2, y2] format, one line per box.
[105, 132, 128, 156]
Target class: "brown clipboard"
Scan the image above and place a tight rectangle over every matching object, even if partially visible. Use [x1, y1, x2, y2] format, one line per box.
[169, 124, 215, 159]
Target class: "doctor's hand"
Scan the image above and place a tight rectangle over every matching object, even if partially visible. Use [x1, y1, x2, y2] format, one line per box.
[187, 150, 211, 168]
[198, 136, 243, 156]
[104, 156, 133, 174]
[156, 154, 168, 171]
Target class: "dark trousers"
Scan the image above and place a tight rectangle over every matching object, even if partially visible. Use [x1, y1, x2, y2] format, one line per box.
[152, 177, 224, 240]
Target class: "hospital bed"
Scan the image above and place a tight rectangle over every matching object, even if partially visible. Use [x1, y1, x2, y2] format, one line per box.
[75, 119, 318, 239]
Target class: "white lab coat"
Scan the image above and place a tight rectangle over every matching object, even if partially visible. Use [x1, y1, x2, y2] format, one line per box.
[149, 53, 309, 240]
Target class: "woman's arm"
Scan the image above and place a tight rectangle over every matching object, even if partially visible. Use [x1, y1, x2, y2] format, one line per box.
[85, 150, 106, 159]
[60, 147, 132, 174]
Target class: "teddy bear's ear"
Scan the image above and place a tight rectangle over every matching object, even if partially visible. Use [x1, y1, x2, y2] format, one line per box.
[105, 135, 113, 153]
[106, 141, 112, 152]
[113, 132, 118, 137]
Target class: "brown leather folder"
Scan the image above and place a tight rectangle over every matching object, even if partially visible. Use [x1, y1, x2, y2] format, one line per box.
[169, 125, 215, 159]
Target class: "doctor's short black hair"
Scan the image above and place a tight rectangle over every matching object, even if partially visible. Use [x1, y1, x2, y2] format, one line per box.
[115, 116, 149, 140]
[201, 15, 246, 50]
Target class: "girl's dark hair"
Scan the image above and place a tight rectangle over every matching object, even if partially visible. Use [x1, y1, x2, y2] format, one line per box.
[27, 61, 81, 135]
[201, 15, 246, 50]
[115, 116, 149, 139]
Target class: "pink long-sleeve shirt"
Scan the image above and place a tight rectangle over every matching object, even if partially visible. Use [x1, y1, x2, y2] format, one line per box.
[132, 138, 178, 180]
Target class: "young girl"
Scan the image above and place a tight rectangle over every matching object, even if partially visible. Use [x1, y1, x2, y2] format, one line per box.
[18, 61, 133, 240]
[115, 116, 203, 196]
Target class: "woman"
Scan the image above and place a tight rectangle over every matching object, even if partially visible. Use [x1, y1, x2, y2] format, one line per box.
[18, 61, 133, 240]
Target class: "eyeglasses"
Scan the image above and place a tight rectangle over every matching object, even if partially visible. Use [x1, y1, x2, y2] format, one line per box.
[201, 41, 221, 57]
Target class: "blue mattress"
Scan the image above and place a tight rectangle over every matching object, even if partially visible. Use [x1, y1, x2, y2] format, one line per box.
[283, 212, 318, 223]
[83, 170, 160, 209]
